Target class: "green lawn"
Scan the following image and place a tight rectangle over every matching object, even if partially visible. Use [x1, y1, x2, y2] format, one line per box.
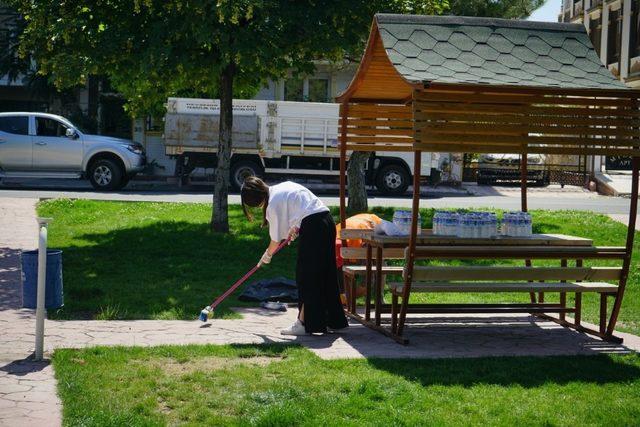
[53, 344, 640, 426]
[37, 200, 640, 335]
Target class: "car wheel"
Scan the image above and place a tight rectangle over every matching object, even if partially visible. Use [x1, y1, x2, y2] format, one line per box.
[88, 158, 124, 191]
[477, 177, 492, 185]
[375, 164, 410, 195]
[230, 160, 262, 191]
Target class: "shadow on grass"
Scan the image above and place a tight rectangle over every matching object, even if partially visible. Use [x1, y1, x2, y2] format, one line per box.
[366, 353, 640, 388]
[50, 221, 298, 320]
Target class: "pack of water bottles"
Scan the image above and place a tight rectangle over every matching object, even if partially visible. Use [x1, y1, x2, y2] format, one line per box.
[433, 211, 500, 238]
[433, 211, 460, 236]
[501, 212, 533, 237]
[392, 210, 422, 236]
[459, 212, 499, 238]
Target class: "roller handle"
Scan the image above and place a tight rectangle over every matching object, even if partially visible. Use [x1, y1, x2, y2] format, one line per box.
[206, 238, 291, 311]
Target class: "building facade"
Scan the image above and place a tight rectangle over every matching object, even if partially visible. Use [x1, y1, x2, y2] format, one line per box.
[559, 0, 640, 88]
[253, 62, 358, 103]
[559, 0, 638, 173]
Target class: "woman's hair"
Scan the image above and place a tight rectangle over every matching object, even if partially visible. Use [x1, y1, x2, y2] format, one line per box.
[240, 176, 269, 227]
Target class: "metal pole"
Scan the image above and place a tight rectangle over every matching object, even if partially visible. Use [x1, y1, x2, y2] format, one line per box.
[34, 217, 52, 361]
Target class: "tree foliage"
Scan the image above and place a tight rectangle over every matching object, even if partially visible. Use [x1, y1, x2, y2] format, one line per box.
[8, 0, 379, 117]
[449, 0, 545, 19]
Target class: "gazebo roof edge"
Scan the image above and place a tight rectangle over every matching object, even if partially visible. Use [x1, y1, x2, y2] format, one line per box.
[375, 13, 585, 32]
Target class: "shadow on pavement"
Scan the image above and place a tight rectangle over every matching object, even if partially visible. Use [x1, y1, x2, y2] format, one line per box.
[0, 248, 23, 311]
[0, 356, 50, 377]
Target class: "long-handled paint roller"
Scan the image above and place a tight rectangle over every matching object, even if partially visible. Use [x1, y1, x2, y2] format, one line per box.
[199, 237, 291, 322]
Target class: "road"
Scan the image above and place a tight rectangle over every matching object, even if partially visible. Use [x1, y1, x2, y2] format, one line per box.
[0, 179, 635, 214]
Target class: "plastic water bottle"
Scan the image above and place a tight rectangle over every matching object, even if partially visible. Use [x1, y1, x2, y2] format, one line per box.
[393, 210, 422, 236]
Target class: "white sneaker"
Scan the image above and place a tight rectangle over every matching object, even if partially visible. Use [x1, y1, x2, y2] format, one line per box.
[281, 319, 307, 336]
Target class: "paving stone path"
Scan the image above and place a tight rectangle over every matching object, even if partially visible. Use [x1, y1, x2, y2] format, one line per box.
[1, 197, 640, 426]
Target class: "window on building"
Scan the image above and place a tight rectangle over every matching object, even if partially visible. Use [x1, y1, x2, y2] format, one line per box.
[308, 79, 329, 102]
[607, 9, 622, 64]
[284, 77, 304, 102]
[633, 0, 640, 58]
[589, 17, 602, 55]
[0, 116, 28, 135]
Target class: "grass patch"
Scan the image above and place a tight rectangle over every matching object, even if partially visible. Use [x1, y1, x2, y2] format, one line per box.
[37, 200, 640, 335]
[53, 344, 640, 426]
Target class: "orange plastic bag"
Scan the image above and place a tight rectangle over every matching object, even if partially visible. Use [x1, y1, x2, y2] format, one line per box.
[335, 214, 383, 268]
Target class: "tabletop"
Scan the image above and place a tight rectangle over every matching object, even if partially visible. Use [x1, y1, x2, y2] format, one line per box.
[363, 231, 593, 247]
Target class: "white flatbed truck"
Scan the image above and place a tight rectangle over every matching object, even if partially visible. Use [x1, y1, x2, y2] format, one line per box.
[164, 97, 432, 194]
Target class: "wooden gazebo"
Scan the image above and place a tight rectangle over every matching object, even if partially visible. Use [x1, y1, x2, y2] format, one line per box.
[338, 14, 640, 343]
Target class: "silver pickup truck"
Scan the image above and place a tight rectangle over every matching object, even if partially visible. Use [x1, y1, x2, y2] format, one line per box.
[0, 112, 146, 190]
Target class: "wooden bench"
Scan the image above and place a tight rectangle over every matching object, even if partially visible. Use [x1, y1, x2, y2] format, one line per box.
[389, 246, 625, 340]
[339, 228, 404, 313]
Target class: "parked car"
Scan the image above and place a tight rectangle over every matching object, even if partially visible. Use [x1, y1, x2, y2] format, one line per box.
[0, 112, 145, 190]
[477, 153, 550, 186]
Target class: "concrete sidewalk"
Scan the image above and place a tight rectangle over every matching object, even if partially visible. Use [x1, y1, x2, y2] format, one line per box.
[1, 196, 640, 426]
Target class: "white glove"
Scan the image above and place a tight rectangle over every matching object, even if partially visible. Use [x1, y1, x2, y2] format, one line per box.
[288, 227, 300, 243]
[258, 249, 272, 267]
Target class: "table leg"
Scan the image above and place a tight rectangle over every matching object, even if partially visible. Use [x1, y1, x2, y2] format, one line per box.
[375, 246, 384, 326]
[526, 259, 536, 303]
[560, 259, 567, 321]
[575, 292, 582, 326]
[600, 293, 607, 334]
[365, 244, 372, 321]
[391, 293, 398, 333]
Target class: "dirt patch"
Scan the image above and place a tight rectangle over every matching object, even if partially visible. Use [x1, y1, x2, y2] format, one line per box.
[139, 355, 282, 376]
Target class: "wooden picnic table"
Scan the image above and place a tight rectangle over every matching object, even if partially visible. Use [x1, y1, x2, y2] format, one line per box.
[357, 231, 595, 334]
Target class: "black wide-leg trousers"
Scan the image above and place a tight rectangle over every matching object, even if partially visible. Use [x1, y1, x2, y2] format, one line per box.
[296, 211, 348, 333]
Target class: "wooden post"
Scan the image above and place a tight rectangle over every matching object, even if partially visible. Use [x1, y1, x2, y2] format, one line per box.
[607, 156, 639, 335]
[559, 259, 567, 321]
[520, 150, 528, 212]
[397, 149, 421, 337]
[339, 101, 349, 229]
[365, 244, 372, 321]
[375, 246, 384, 326]
[600, 293, 607, 334]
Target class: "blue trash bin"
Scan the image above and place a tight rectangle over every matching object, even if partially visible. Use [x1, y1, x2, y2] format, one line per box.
[21, 249, 63, 309]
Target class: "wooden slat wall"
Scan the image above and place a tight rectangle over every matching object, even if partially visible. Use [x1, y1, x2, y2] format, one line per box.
[347, 34, 414, 102]
[339, 103, 414, 152]
[413, 89, 640, 156]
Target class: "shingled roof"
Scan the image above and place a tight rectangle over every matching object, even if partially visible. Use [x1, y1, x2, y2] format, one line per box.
[376, 14, 626, 90]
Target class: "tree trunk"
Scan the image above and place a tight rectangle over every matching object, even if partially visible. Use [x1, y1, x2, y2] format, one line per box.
[211, 63, 235, 233]
[347, 151, 370, 214]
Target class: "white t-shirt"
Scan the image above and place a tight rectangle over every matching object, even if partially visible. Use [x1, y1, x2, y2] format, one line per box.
[265, 181, 329, 242]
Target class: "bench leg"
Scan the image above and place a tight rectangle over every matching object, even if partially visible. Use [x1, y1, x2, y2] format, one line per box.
[365, 245, 372, 321]
[575, 292, 582, 326]
[391, 293, 398, 333]
[344, 274, 355, 313]
[351, 275, 358, 314]
[375, 246, 384, 326]
[600, 293, 607, 334]
[343, 273, 349, 308]
[559, 259, 567, 321]
[526, 259, 536, 303]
